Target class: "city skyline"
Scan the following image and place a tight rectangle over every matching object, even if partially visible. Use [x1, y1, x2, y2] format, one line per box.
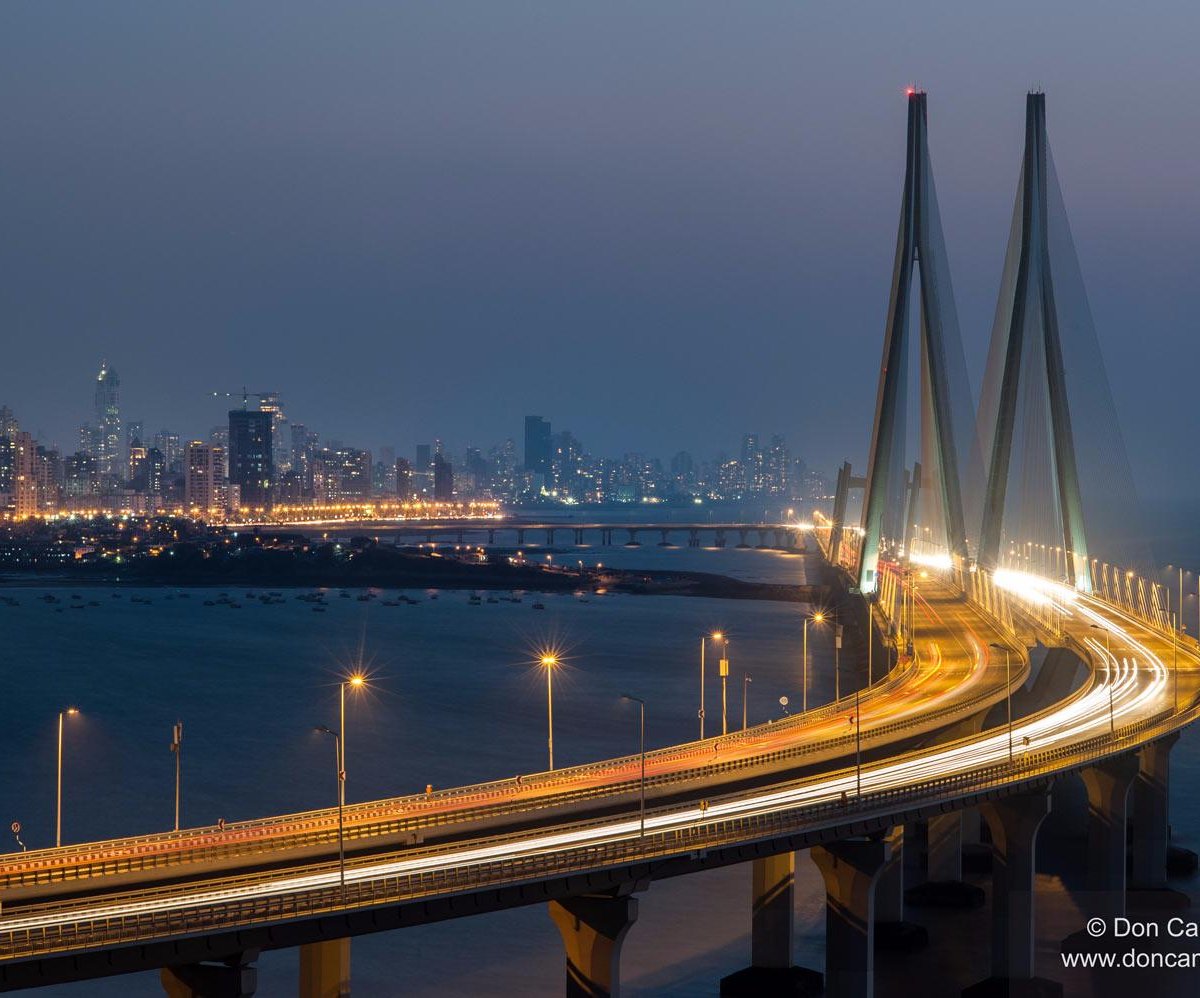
[2, 5, 1198, 498]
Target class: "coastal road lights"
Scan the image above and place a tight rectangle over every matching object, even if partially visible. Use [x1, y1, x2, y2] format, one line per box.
[804, 612, 826, 713]
[1089, 625, 1116, 736]
[341, 673, 367, 797]
[698, 632, 725, 740]
[541, 655, 558, 771]
[56, 707, 80, 848]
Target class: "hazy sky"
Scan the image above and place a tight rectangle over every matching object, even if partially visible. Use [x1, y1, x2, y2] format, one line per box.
[1, 3, 1196, 494]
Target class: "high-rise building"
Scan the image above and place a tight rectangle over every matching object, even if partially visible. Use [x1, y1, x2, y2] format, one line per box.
[290, 423, 317, 496]
[433, 453, 454, 501]
[318, 446, 372, 501]
[64, 453, 99, 499]
[395, 458, 413, 500]
[524, 416, 551, 475]
[227, 410, 273, 509]
[11, 431, 37, 518]
[35, 446, 62, 509]
[93, 362, 121, 483]
[153, 431, 182, 473]
[258, 393, 291, 476]
[127, 438, 147, 488]
[185, 441, 227, 516]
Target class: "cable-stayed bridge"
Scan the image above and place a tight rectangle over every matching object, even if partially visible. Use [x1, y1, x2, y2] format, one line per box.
[0, 93, 1193, 998]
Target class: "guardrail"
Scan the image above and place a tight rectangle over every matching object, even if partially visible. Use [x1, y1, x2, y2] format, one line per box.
[2, 673, 1194, 965]
[0, 622, 1022, 893]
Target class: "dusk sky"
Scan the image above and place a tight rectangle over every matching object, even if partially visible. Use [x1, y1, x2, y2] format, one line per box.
[1, 3, 1195, 495]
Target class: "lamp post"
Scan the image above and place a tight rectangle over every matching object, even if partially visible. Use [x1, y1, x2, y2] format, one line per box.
[720, 639, 731, 735]
[56, 707, 79, 848]
[853, 689, 862, 796]
[742, 675, 752, 730]
[833, 610, 842, 702]
[170, 721, 183, 832]
[315, 725, 345, 893]
[620, 695, 646, 837]
[989, 643, 1014, 764]
[541, 655, 557, 770]
[1089, 624, 1115, 736]
[340, 673, 366, 799]
[699, 632, 724, 740]
[804, 612, 825, 713]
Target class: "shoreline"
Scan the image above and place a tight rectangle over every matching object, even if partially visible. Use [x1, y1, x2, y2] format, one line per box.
[0, 563, 823, 604]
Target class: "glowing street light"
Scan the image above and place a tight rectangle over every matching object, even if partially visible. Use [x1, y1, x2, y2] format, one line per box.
[698, 632, 725, 739]
[541, 655, 558, 770]
[341, 673, 367, 795]
[804, 612, 826, 713]
[56, 707, 80, 848]
[620, 694, 646, 837]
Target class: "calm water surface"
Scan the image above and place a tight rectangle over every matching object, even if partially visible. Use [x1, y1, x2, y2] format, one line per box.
[5, 538, 1199, 996]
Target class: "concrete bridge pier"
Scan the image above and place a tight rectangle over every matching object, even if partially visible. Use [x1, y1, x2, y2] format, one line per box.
[547, 528, 556, 544]
[625, 529, 640, 547]
[160, 950, 258, 997]
[720, 852, 822, 997]
[875, 825, 927, 951]
[658, 529, 672, 547]
[1131, 732, 1179, 891]
[298, 938, 350, 998]
[517, 528, 526, 545]
[688, 529, 700, 548]
[548, 892, 639, 997]
[964, 787, 1058, 997]
[1079, 753, 1140, 914]
[574, 528, 585, 545]
[811, 836, 892, 998]
[487, 528, 495, 544]
[715, 529, 726, 548]
[601, 528, 612, 545]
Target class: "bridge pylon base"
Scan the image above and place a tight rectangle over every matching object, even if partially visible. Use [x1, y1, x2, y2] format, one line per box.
[160, 950, 258, 998]
[548, 892, 638, 998]
[720, 853, 824, 997]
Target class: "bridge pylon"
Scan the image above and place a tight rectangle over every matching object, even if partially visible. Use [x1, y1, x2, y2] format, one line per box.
[858, 90, 975, 595]
[976, 93, 1091, 591]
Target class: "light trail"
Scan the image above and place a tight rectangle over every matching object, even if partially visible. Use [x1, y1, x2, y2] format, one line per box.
[0, 580, 1181, 940]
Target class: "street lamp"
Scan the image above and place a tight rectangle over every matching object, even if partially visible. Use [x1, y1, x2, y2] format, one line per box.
[1089, 625, 1116, 736]
[314, 725, 346, 893]
[699, 632, 724, 739]
[742, 674, 752, 730]
[341, 673, 366, 798]
[541, 655, 557, 770]
[170, 721, 183, 832]
[620, 694, 646, 837]
[989, 643, 1015, 764]
[720, 638, 732, 735]
[56, 707, 80, 848]
[804, 612, 825, 713]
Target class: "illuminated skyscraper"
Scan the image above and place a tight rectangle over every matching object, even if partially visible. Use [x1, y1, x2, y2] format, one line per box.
[228, 409, 273, 509]
[93, 362, 121, 483]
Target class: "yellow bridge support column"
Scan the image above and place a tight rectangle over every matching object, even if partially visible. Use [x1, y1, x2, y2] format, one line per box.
[548, 892, 639, 997]
[299, 938, 351, 998]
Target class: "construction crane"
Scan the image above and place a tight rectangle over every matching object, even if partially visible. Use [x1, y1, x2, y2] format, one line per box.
[208, 389, 280, 411]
